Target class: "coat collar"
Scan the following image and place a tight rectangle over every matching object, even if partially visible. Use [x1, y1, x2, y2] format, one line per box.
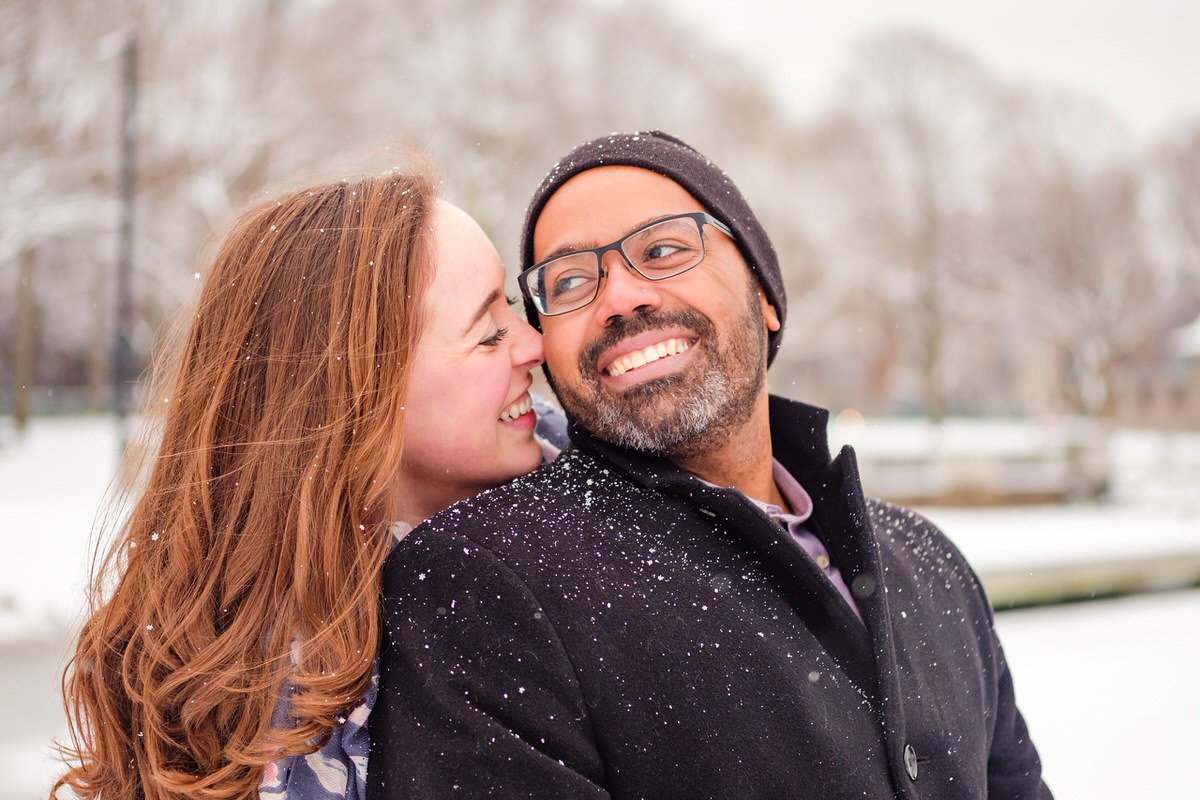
[566, 395, 834, 496]
[565, 396, 889, 704]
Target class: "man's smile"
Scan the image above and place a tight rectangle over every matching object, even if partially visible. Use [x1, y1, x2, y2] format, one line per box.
[602, 336, 694, 377]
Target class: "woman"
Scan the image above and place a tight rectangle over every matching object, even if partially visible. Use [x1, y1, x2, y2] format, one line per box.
[55, 167, 557, 800]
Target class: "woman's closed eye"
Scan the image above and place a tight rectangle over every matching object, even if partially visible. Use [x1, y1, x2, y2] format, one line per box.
[480, 326, 509, 348]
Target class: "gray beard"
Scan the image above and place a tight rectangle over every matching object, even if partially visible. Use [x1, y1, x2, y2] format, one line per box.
[552, 279, 767, 460]
[588, 367, 736, 456]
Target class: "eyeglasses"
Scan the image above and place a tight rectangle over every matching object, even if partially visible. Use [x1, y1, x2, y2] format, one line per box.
[519, 212, 734, 316]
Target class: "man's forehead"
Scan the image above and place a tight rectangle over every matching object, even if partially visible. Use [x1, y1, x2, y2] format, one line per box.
[533, 166, 706, 253]
[544, 165, 699, 205]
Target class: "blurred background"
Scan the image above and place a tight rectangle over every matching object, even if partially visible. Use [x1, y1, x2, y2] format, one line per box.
[2, 0, 1198, 797]
[4, 0, 1200, 429]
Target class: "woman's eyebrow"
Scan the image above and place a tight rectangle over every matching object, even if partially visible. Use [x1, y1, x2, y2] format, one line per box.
[462, 288, 503, 335]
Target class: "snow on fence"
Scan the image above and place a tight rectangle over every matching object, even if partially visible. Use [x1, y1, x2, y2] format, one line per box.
[837, 415, 1113, 505]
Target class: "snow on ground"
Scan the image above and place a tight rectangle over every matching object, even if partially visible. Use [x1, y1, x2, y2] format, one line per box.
[2, 415, 1198, 798]
[926, 501, 1199, 572]
[0, 416, 125, 642]
[995, 590, 1200, 799]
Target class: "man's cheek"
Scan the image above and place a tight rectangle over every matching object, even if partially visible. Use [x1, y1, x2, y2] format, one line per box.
[544, 348, 575, 379]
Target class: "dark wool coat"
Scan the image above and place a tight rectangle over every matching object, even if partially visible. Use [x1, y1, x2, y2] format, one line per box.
[367, 397, 1053, 799]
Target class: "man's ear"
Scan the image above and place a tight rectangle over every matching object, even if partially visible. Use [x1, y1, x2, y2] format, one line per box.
[759, 292, 781, 332]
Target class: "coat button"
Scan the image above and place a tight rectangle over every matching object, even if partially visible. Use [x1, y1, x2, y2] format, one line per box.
[903, 744, 919, 780]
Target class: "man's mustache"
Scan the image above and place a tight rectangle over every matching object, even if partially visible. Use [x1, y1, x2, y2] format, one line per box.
[578, 307, 716, 378]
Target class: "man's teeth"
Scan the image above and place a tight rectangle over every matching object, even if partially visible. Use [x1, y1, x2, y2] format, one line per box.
[605, 338, 691, 377]
[499, 394, 533, 422]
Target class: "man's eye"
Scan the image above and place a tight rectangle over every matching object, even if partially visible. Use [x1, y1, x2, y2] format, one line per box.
[640, 240, 697, 272]
[644, 242, 686, 260]
[551, 272, 596, 300]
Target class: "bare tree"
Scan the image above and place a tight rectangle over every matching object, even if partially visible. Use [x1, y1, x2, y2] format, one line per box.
[988, 89, 1160, 419]
[1149, 122, 1200, 310]
[1, 0, 127, 412]
[8, 0, 1193, 429]
[1160, 125, 1200, 254]
[6, 0, 810, 418]
[829, 29, 1005, 421]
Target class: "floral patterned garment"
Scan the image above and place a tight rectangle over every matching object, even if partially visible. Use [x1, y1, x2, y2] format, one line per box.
[259, 410, 566, 799]
[258, 520, 409, 800]
[258, 670, 377, 800]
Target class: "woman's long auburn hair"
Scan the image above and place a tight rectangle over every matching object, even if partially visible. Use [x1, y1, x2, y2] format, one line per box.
[55, 170, 438, 800]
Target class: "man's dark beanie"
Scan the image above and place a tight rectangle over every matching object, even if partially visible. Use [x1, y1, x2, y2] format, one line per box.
[519, 130, 787, 366]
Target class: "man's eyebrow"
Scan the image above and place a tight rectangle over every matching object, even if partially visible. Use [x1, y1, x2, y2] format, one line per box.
[539, 214, 677, 261]
[463, 288, 503, 336]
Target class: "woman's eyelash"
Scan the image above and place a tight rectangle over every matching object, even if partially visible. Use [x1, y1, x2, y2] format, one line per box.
[507, 295, 519, 306]
[481, 326, 509, 347]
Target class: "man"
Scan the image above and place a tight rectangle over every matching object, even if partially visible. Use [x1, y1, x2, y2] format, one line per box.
[367, 132, 1053, 799]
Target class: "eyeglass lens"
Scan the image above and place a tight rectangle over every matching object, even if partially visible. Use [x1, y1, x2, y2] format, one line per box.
[535, 215, 707, 314]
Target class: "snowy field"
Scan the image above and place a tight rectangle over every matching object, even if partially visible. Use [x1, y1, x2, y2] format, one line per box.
[2, 415, 1198, 799]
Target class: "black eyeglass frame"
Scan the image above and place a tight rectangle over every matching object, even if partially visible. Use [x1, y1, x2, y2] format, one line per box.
[518, 211, 734, 317]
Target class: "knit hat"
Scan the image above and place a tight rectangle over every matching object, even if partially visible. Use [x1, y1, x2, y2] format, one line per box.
[519, 131, 786, 365]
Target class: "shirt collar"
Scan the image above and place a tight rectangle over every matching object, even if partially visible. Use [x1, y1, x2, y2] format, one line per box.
[756, 459, 814, 522]
[692, 458, 814, 523]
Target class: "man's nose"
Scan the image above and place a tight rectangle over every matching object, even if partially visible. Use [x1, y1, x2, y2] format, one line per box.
[591, 251, 662, 326]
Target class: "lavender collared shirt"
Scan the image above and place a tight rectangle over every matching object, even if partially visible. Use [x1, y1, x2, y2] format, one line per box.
[707, 459, 863, 624]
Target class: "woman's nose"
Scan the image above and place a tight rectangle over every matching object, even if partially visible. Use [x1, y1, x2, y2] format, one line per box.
[512, 316, 544, 367]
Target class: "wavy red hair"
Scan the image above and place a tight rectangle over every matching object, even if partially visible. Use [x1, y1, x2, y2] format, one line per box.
[55, 170, 437, 799]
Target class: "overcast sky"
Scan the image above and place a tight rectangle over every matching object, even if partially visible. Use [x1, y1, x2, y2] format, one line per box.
[645, 0, 1199, 144]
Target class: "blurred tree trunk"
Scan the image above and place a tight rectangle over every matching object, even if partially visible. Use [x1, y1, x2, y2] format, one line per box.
[13, 248, 37, 434]
[87, 256, 109, 411]
[911, 148, 948, 423]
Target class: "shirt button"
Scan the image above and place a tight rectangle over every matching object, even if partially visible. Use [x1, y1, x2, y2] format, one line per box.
[904, 744, 919, 780]
[815, 554, 830, 569]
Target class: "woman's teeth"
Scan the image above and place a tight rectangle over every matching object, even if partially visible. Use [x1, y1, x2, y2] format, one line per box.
[605, 338, 691, 377]
[499, 393, 533, 422]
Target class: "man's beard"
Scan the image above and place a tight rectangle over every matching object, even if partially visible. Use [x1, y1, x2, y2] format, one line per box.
[551, 279, 768, 460]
